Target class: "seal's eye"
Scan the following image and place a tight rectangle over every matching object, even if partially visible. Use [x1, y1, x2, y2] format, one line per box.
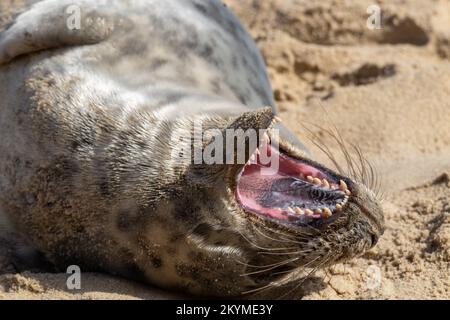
[235, 141, 351, 226]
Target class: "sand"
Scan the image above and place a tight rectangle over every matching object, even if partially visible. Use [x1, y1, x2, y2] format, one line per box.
[1, 0, 449, 299]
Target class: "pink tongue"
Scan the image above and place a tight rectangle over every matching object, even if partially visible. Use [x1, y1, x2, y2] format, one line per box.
[236, 144, 327, 221]
[236, 165, 287, 219]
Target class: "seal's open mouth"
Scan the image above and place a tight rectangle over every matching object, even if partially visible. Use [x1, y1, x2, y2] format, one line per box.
[236, 140, 351, 226]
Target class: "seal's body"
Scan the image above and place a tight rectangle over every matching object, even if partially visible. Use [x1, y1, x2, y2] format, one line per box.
[0, 0, 384, 297]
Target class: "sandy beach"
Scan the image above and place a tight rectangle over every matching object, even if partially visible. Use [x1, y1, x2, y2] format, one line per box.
[0, 0, 449, 299]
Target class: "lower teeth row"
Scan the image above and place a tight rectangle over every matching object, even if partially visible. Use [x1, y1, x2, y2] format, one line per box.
[275, 179, 351, 219]
[281, 202, 342, 219]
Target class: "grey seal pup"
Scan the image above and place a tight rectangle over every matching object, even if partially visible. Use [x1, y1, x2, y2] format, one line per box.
[0, 0, 384, 297]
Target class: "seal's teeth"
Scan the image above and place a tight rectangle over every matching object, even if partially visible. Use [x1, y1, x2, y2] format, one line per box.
[305, 209, 314, 216]
[306, 175, 314, 183]
[312, 177, 322, 185]
[345, 189, 351, 196]
[255, 148, 260, 156]
[287, 207, 295, 213]
[339, 180, 348, 191]
[295, 207, 304, 215]
[322, 179, 330, 189]
[249, 153, 256, 163]
[315, 208, 323, 215]
[336, 203, 343, 211]
[323, 207, 332, 218]
[263, 132, 270, 143]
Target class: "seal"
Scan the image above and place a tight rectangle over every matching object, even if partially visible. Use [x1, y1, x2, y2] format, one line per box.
[0, 0, 384, 297]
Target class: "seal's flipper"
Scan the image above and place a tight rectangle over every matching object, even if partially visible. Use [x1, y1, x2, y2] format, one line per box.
[0, 0, 115, 65]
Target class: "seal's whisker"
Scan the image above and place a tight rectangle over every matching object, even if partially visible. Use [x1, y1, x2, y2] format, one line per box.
[241, 280, 278, 295]
[282, 254, 323, 280]
[269, 268, 297, 276]
[236, 229, 297, 252]
[301, 121, 355, 178]
[276, 253, 333, 300]
[352, 142, 384, 201]
[300, 119, 383, 201]
[249, 218, 314, 241]
[252, 223, 304, 244]
[251, 221, 311, 244]
[243, 252, 324, 297]
[235, 256, 296, 270]
[304, 129, 345, 175]
[240, 257, 299, 277]
[255, 216, 321, 237]
[317, 101, 384, 200]
[300, 102, 358, 179]
[258, 249, 311, 256]
[244, 254, 322, 297]
[352, 144, 367, 186]
[334, 127, 359, 181]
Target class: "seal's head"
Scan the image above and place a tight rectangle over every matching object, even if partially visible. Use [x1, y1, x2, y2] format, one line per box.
[168, 107, 384, 297]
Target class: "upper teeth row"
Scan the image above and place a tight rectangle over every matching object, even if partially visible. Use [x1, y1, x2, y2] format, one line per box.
[300, 174, 351, 196]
